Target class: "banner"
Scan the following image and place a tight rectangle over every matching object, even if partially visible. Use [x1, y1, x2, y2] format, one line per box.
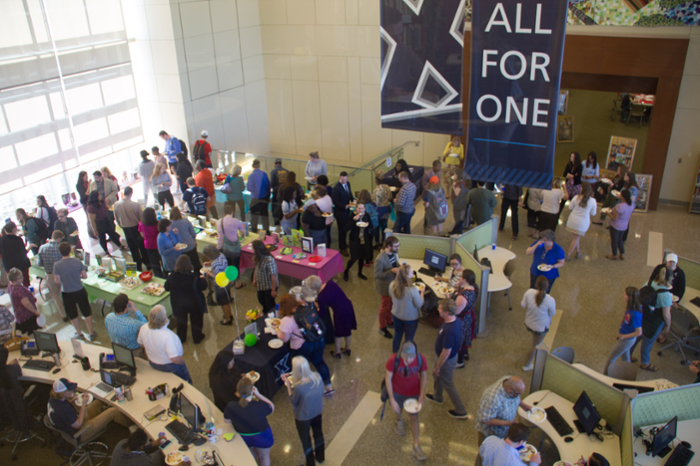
[465, 0, 568, 189]
[380, 0, 465, 135]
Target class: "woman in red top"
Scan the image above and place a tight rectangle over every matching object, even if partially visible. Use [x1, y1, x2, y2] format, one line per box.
[138, 207, 163, 278]
[7, 268, 41, 335]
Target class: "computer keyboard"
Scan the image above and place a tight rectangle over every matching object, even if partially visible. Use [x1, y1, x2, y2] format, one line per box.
[108, 371, 136, 387]
[166, 419, 193, 445]
[544, 406, 574, 436]
[418, 267, 441, 277]
[665, 443, 694, 466]
[22, 359, 56, 372]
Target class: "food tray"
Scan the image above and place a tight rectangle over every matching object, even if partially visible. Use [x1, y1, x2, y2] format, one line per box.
[105, 272, 124, 283]
[141, 283, 165, 297]
[280, 247, 294, 255]
[119, 277, 141, 290]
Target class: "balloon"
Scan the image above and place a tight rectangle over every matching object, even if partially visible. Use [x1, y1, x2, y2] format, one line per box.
[225, 266, 238, 281]
[215, 272, 230, 287]
[244, 333, 257, 347]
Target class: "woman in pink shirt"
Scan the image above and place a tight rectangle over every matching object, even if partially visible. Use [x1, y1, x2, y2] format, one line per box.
[606, 189, 635, 261]
[138, 207, 163, 277]
[217, 204, 246, 289]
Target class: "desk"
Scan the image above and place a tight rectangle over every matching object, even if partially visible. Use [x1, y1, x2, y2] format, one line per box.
[633, 418, 700, 466]
[571, 363, 678, 392]
[402, 258, 452, 299]
[233, 319, 290, 400]
[477, 246, 515, 292]
[240, 237, 344, 283]
[518, 391, 621, 466]
[12, 340, 257, 466]
[679, 286, 700, 322]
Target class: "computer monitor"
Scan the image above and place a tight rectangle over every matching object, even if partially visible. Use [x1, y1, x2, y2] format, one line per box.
[423, 249, 447, 272]
[651, 416, 678, 457]
[180, 392, 200, 430]
[34, 332, 60, 354]
[573, 391, 602, 435]
[112, 342, 136, 374]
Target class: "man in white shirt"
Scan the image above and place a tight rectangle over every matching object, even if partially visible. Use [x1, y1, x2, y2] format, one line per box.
[479, 423, 541, 466]
[137, 305, 192, 384]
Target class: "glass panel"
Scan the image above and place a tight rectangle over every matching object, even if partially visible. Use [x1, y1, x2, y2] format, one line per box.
[0, 147, 18, 171]
[0, 109, 8, 135]
[85, 0, 125, 34]
[57, 128, 73, 150]
[45, 0, 90, 41]
[65, 83, 103, 115]
[4, 95, 52, 132]
[101, 75, 136, 106]
[0, 0, 34, 48]
[107, 108, 140, 134]
[50, 92, 67, 118]
[15, 133, 59, 164]
[72, 117, 109, 146]
[27, 0, 49, 44]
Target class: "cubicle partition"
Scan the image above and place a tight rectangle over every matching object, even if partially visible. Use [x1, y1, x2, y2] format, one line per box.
[619, 398, 635, 466]
[632, 383, 700, 428]
[454, 243, 490, 335]
[678, 256, 700, 290]
[390, 232, 451, 260]
[456, 218, 496, 255]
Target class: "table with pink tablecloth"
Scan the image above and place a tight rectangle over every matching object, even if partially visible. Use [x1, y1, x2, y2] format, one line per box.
[239, 237, 344, 283]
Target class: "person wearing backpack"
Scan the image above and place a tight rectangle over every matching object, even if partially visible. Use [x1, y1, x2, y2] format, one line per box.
[36, 195, 58, 236]
[192, 130, 212, 167]
[276, 294, 334, 396]
[384, 341, 428, 461]
[183, 177, 209, 216]
[629, 267, 673, 372]
[423, 176, 448, 235]
[498, 184, 522, 241]
[16, 208, 48, 255]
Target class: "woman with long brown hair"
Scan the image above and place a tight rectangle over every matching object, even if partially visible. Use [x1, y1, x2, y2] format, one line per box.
[521, 276, 556, 371]
[389, 264, 424, 353]
[603, 287, 642, 375]
[565, 182, 596, 259]
[453, 269, 479, 367]
[563, 151, 583, 199]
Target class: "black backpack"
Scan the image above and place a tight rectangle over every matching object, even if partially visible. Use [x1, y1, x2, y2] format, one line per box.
[639, 284, 670, 338]
[178, 138, 188, 157]
[380, 351, 423, 403]
[29, 217, 49, 244]
[188, 188, 208, 216]
[46, 206, 58, 234]
[192, 140, 207, 163]
[293, 303, 326, 343]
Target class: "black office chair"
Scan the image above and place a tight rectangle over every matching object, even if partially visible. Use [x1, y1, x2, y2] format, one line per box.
[43, 414, 109, 466]
[0, 384, 46, 460]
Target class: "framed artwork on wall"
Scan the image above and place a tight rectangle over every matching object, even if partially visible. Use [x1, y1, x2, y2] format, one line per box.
[558, 89, 569, 115]
[634, 174, 653, 212]
[605, 136, 637, 171]
[557, 115, 574, 142]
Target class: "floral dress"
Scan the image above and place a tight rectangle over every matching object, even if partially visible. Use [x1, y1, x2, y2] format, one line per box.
[454, 288, 478, 351]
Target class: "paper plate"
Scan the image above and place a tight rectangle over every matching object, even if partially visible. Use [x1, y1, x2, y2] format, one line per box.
[308, 256, 322, 263]
[611, 190, 621, 197]
[672, 295, 680, 303]
[527, 407, 547, 423]
[356, 222, 368, 228]
[292, 253, 307, 260]
[246, 371, 260, 383]
[36, 314, 47, 327]
[537, 264, 552, 272]
[322, 213, 333, 217]
[403, 398, 421, 414]
[268, 339, 284, 349]
[519, 444, 538, 462]
[390, 186, 398, 191]
[74, 393, 94, 407]
[165, 451, 185, 466]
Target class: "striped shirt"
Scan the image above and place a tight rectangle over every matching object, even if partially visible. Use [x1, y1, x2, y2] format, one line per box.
[36, 241, 63, 274]
[476, 376, 521, 438]
[104, 311, 147, 350]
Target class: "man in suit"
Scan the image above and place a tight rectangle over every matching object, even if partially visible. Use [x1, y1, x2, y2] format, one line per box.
[331, 171, 354, 256]
[374, 236, 400, 339]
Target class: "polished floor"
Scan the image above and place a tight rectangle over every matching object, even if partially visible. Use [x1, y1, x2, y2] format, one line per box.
[5, 191, 700, 466]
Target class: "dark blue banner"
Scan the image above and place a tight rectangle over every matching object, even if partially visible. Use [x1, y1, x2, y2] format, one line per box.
[380, 0, 464, 135]
[465, 0, 568, 189]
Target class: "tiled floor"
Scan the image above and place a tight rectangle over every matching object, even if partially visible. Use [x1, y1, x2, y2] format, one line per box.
[7, 192, 700, 466]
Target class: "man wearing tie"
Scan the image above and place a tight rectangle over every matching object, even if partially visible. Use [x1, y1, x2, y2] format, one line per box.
[332, 171, 354, 256]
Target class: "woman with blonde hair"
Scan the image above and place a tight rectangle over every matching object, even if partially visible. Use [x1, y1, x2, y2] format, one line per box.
[539, 178, 567, 232]
[303, 275, 356, 358]
[101, 166, 120, 198]
[151, 163, 174, 210]
[372, 170, 393, 248]
[389, 264, 424, 353]
[565, 182, 596, 259]
[224, 164, 246, 221]
[521, 276, 556, 371]
[282, 356, 325, 466]
[224, 377, 275, 466]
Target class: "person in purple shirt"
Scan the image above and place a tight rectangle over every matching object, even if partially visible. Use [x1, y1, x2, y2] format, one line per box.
[606, 189, 635, 261]
[246, 159, 271, 233]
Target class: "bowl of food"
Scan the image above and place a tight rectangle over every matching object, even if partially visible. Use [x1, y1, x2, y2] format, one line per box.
[414, 282, 426, 292]
[139, 271, 153, 282]
[519, 444, 537, 462]
[527, 407, 547, 423]
[269, 318, 281, 328]
[246, 371, 260, 383]
[165, 451, 185, 466]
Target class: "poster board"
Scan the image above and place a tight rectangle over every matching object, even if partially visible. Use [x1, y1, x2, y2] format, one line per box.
[635, 174, 653, 212]
[690, 157, 700, 214]
[557, 115, 574, 142]
[605, 136, 637, 171]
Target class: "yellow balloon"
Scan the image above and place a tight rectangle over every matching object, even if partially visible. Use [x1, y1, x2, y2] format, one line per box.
[215, 272, 230, 287]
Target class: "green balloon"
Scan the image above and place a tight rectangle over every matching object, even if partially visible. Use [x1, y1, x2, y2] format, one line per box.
[244, 333, 257, 347]
[225, 266, 239, 281]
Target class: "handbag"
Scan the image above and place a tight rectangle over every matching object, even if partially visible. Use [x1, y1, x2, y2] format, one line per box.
[220, 218, 241, 256]
[220, 176, 233, 194]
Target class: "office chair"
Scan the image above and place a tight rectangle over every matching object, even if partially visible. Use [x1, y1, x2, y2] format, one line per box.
[607, 361, 638, 381]
[0, 384, 46, 461]
[503, 260, 516, 310]
[43, 414, 109, 466]
[626, 104, 646, 126]
[552, 346, 575, 364]
[610, 99, 620, 121]
[657, 307, 700, 365]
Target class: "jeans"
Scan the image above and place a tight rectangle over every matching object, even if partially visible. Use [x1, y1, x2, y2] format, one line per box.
[292, 340, 331, 386]
[392, 318, 418, 353]
[257, 289, 276, 314]
[250, 198, 269, 232]
[630, 324, 664, 366]
[610, 227, 626, 256]
[395, 211, 414, 234]
[295, 414, 324, 466]
[525, 328, 548, 367]
[604, 337, 636, 375]
[529, 273, 556, 293]
[432, 356, 465, 414]
[499, 198, 519, 237]
[149, 360, 192, 384]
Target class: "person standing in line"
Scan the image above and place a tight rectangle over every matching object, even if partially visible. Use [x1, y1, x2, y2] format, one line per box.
[281, 186, 303, 235]
[7, 268, 41, 335]
[305, 151, 327, 189]
[164, 255, 207, 344]
[331, 171, 354, 256]
[603, 287, 642, 375]
[499, 185, 522, 241]
[524, 187, 543, 239]
[194, 160, 218, 219]
[252, 240, 277, 313]
[526, 229, 565, 293]
[86, 191, 125, 256]
[389, 264, 424, 354]
[465, 182, 498, 226]
[202, 245, 237, 325]
[76, 171, 97, 238]
[156, 219, 182, 278]
[375, 236, 400, 339]
[393, 171, 416, 234]
[113, 186, 149, 271]
[372, 170, 393, 248]
[449, 173, 470, 235]
[192, 130, 213, 167]
[452, 269, 479, 367]
[423, 176, 448, 235]
[474, 376, 531, 466]
[479, 423, 542, 466]
[442, 137, 464, 191]
[175, 152, 194, 195]
[223, 378, 275, 466]
[151, 146, 168, 168]
[422, 161, 443, 232]
[606, 189, 635, 261]
[303, 275, 356, 358]
[16, 208, 47, 255]
[425, 299, 467, 419]
[159, 130, 182, 177]
[138, 208, 162, 278]
[270, 158, 288, 225]
[53, 208, 82, 249]
[224, 164, 246, 221]
[538, 179, 567, 232]
[137, 305, 192, 383]
[36, 230, 69, 322]
[138, 150, 155, 205]
[169, 206, 201, 272]
[0, 222, 31, 287]
[384, 341, 428, 461]
[215, 204, 246, 290]
[521, 276, 556, 371]
[343, 203, 371, 281]
[151, 163, 174, 210]
[182, 177, 210, 216]
[104, 293, 147, 353]
[281, 356, 325, 466]
[53, 241, 96, 340]
[565, 183, 596, 259]
[246, 159, 270, 232]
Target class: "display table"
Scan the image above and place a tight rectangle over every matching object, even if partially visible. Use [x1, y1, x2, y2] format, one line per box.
[571, 363, 677, 392]
[12, 340, 257, 466]
[518, 391, 621, 466]
[632, 418, 700, 466]
[233, 319, 290, 400]
[240, 237, 344, 283]
[193, 221, 256, 253]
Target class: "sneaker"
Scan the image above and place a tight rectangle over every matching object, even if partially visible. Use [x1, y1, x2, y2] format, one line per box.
[89, 332, 98, 340]
[363, 263, 371, 268]
[523, 363, 534, 372]
[455, 361, 465, 369]
[412, 445, 427, 461]
[387, 323, 394, 329]
[396, 419, 405, 436]
[72, 333, 85, 340]
[448, 410, 468, 419]
[425, 394, 443, 405]
[378, 328, 392, 339]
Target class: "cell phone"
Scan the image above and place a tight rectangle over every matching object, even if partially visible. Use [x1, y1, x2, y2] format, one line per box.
[27, 342, 36, 348]
[106, 355, 115, 362]
[159, 439, 172, 450]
